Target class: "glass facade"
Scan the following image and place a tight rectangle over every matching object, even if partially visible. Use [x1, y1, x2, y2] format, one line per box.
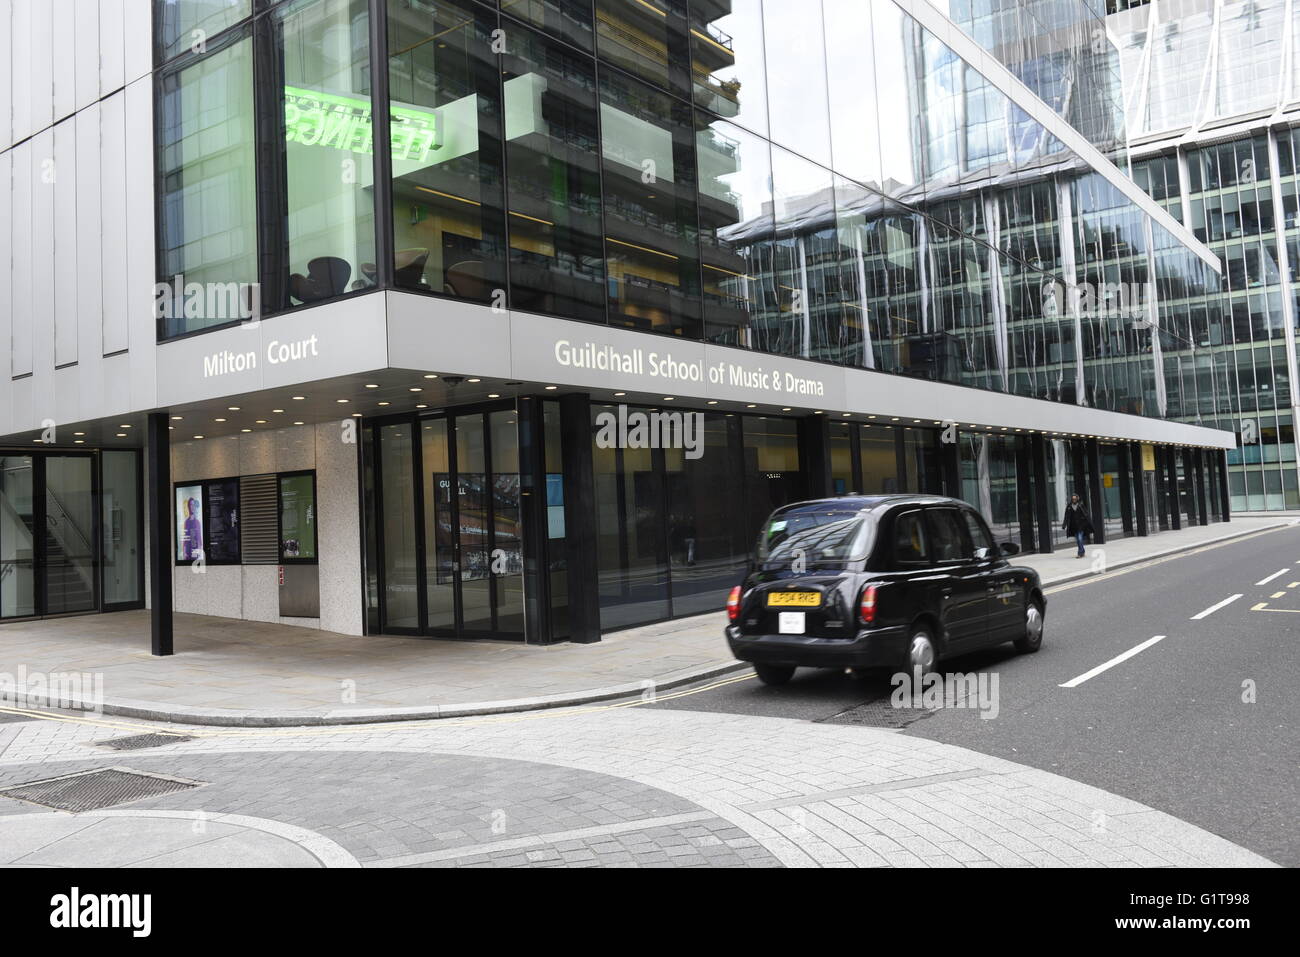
[155, 0, 1216, 431]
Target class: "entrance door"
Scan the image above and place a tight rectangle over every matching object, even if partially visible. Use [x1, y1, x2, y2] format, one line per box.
[0, 453, 98, 619]
[420, 409, 524, 638]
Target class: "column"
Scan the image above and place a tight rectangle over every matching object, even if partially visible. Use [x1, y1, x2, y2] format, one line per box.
[146, 412, 173, 657]
[1015, 436, 1036, 551]
[1031, 434, 1054, 554]
[797, 415, 833, 500]
[1218, 450, 1232, 521]
[1117, 442, 1134, 536]
[1130, 444, 1148, 536]
[559, 394, 601, 643]
[1164, 446, 1181, 531]
[1085, 438, 1106, 545]
[516, 397, 551, 644]
[1195, 448, 1210, 527]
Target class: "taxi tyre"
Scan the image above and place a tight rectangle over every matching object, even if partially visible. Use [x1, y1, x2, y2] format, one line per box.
[1014, 595, 1045, 654]
[753, 663, 796, 686]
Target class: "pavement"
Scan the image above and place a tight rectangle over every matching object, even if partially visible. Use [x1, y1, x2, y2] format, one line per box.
[0, 513, 1292, 727]
[0, 705, 1276, 868]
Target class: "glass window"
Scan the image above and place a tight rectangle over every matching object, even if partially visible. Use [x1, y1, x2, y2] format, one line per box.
[822, 0, 882, 190]
[869, 1, 923, 201]
[859, 424, 900, 493]
[595, 0, 691, 98]
[380, 423, 419, 629]
[761, 0, 831, 166]
[498, 0, 593, 50]
[0, 457, 36, 619]
[892, 509, 929, 565]
[204, 478, 241, 563]
[157, 35, 259, 338]
[768, 145, 836, 360]
[273, 0, 377, 310]
[696, 116, 773, 347]
[175, 484, 205, 562]
[599, 70, 702, 337]
[502, 25, 606, 322]
[689, 0, 768, 136]
[101, 451, 141, 606]
[962, 508, 994, 555]
[756, 506, 875, 567]
[387, 0, 507, 303]
[926, 507, 971, 562]
[743, 416, 801, 537]
[156, 0, 251, 64]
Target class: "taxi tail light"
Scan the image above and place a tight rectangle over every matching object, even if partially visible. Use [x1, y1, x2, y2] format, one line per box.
[727, 585, 743, 621]
[858, 584, 878, 625]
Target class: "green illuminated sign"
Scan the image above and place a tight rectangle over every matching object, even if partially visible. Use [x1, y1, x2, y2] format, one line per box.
[283, 86, 442, 162]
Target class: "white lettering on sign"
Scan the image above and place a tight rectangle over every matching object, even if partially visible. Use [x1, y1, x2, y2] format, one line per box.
[202, 335, 321, 378]
[553, 338, 826, 398]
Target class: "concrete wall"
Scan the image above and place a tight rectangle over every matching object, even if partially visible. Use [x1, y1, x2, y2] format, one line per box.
[0, 0, 156, 439]
[168, 422, 364, 636]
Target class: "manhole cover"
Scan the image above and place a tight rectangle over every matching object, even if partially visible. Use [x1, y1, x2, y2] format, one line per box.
[93, 733, 195, 751]
[818, 699, 935, 729]
[0, 768, 203, 812]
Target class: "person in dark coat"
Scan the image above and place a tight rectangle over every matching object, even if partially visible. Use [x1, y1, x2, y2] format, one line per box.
[1062, 493, 1094, 558]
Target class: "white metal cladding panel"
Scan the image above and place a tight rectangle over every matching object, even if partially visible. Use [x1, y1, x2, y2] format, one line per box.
[99, 0, 126, 97]
[10, 0, 31, 143]
[124, 0, 152, 87]
[75, 105, 103, 364]
[28, 0, 53, 135]
[9, 140, 31, 378]
[125, 76, 155, 409]
[52, 0, 78, 123]
[74, 0, 100, 113]
[53, 119, 77, 368]
[99, 91, 128, 357]
[0, 151, 11, 430]
[0, 1, 12, 151]
[30, 129, 55, 388]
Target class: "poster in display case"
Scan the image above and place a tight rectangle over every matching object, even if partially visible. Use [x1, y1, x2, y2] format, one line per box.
[175, 484, 204, 562]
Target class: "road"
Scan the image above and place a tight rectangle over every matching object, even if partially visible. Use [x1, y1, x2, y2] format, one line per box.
[650, 524, 1300, 866]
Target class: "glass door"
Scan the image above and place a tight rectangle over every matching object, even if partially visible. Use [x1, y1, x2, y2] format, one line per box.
[0, 456, 36, 619]
[43, 455, 98, 615]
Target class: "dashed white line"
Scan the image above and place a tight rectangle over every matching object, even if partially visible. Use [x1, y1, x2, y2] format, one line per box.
[1191, 594, 1243, 620]
[1255, 568, 1289, 586]
[1060, 635, 1167, 689]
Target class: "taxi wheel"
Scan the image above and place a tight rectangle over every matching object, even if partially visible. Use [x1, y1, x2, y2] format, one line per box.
[1014, 599, 1044, 654]
[907, 628, 938, 677]
[753, 664, 795, 686]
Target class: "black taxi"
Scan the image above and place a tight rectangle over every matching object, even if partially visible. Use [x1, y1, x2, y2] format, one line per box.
[725, 495, 1046, 685]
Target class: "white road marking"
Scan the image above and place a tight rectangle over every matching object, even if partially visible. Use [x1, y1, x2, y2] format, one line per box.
[1191, 594, 1243, 620]
[1256, 568, 1288, 586]
[1060, 635, 1167, 689]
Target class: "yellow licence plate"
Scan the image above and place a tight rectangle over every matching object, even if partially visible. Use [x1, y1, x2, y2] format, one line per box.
[767, 591, 821, 608]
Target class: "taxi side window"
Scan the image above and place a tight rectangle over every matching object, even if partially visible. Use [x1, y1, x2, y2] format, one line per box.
[892, 510, 930, 566]
[962, 510, 995, 556]
[926, 508, 973, 563]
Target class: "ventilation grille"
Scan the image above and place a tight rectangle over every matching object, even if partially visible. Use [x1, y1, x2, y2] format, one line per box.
[240, 473, 279, 564]
[0, 768, 202, 812]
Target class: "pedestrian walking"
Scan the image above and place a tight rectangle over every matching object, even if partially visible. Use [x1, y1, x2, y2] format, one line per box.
[1062, 493, 1093, 558]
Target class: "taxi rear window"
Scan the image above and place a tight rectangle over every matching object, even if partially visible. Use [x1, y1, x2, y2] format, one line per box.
[756, 507, 876, 568]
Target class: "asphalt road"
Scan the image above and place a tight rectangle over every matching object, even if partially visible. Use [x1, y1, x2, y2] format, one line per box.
[651, 525, 1300, 866]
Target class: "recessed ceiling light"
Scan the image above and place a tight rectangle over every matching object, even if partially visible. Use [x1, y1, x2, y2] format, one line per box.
[255, 419, 267, 424]
[294, 421, 304, 426]
[241, 429, 251, 433]
[814, 411, 824, 415]
[272, 409, 284, 413]
[194, 435, 204, 439]
[170, 416, 182, 421]
[782, 408, 791, 412]
[228, 406, 240, 411]
[416, 404, 427, 409]
[424, 374, 438, 379]
[707, 400, 718, 405]
[488, 393, 501, 399]
[746, 404, 756, 408]
[365, 384, 379, 389]
[74, 440, 83, 444]
[292, 396, 306, 400]
[74, 432, 85, 436]
[352, 413, 362, 417]
[613, 392, 626, 397]
[115, 433, 126, 438]
[545, 385, 558, 390]
[664, 397, 675, 401]
[215, 418, 227, 423]
[843, 413, 851, 417]
[468, 378, 481, 383]
[378, 402, 390, 407]
[337, 399, 349, 404]
[120, 424, 131, 429]
[409, 388, 422, 393]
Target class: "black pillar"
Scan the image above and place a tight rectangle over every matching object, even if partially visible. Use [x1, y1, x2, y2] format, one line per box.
[940, 433, 961, 500]
[1219, 451, 1232, 521]
[1031, 434, 1054, 554]
[1194, 449, 1209, 526]
[517, 397, 551, 644]
[1130, 443, 1148, 536]
[797, 415, 833, 499]
[1085, 438, 1106, 545]
[1015, 436, 1036, 551]
[559, 394, 601, 643]
[146, 412, 173, 657]
[1117, 443, 1134, 536]
[1164, 446, 1181, 531]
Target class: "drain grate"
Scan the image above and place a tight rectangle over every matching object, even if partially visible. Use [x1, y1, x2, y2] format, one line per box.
[818, 698, 935, 729]
[94, 733, 195, 751]
[0, 768, 203, 813]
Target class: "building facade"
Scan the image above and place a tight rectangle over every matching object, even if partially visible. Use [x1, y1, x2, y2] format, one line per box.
[0, 0, 1233, 646]
[1107, 0, 1300, 510]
